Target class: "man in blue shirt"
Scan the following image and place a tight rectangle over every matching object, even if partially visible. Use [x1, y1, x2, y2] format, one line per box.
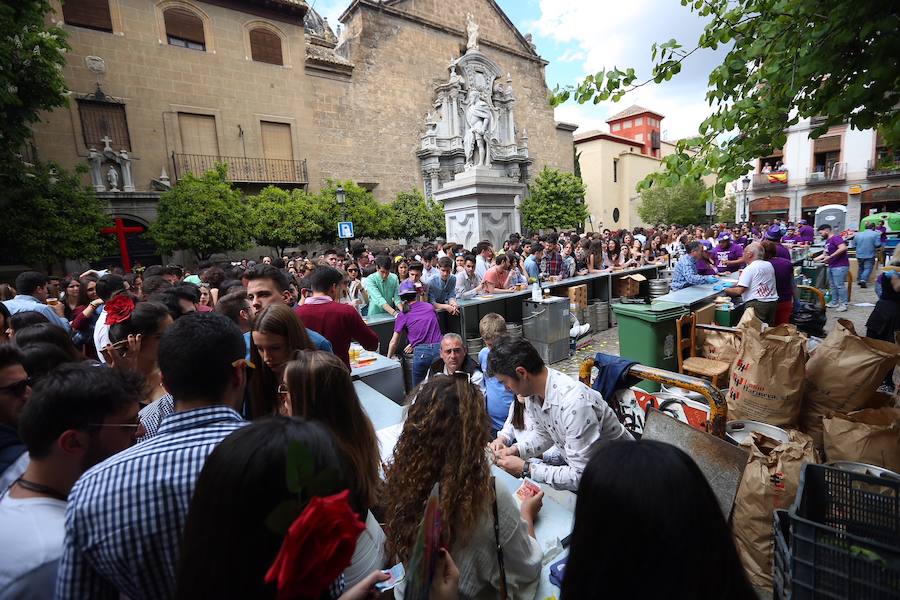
[524, 243, 542, 280]
[671, 242, 719, 291]
[2, 271, 70, 332]
[852, 222, 882, 288]
[427, 256, 459, 315]
[57, 313, 249, 600]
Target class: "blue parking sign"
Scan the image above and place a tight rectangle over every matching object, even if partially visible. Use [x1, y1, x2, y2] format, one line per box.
[338, 221, 354, 239]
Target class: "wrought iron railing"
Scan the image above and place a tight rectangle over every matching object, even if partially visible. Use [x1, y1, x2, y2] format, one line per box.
[867, 158, 900, 180]
[172, 153, 308, 184]
[752, 170, 788, 189]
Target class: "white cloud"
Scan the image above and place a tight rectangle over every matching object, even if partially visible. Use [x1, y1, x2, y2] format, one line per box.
[556, 48, 585, 63]
[532, 0, 727, 140]
[553, 103, 609, 133]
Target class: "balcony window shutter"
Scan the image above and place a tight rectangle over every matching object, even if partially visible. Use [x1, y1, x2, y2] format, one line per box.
[813, 136, 841, 153]
[165, 8, 205, 45]
[261, 122, 293, 161]
[62, 0, 113, 32]
[178, 113, 219, 156]
[78, 101, 130, 151]
[250, 29, 283, 65]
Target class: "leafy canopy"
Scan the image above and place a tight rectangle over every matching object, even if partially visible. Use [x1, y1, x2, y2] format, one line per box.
[637, 178, 708, 226]
[520, 167, 588, 232]
[387, 189, 445, 241]
[0, 0, 70, 169]
[247, 186, 322, 255]
[552, 0, 900, 199]
[1, 162, 112, 269]
[148, 164, 252, 260]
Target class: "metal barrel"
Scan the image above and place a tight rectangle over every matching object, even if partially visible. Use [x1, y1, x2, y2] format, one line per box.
[402, 350, 414, 393]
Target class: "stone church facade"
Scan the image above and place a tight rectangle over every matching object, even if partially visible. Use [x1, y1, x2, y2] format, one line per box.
[30, 0, 575, 251]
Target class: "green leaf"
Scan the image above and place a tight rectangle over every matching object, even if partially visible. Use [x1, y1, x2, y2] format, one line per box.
[286, 441, 315, 494]
[264, 499, 303, 535]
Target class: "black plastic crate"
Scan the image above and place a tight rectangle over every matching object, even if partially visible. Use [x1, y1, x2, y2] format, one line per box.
[773, 510, 791, 600]
[788, 464, 900, 599]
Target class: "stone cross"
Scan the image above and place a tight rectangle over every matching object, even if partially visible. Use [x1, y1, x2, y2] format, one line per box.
[100, 135, 113, 152]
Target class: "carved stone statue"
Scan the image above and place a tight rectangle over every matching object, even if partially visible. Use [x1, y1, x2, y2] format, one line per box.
[107, 165, 119, 191]
[463, 89, 494, 168]
[465, 13, 479, 50]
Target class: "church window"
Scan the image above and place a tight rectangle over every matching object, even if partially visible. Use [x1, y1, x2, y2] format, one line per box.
[62, 0, 113, 32]
[250, 28, 283, 65]
[165, 7, 206, 50]
[78, 100, 131, 151]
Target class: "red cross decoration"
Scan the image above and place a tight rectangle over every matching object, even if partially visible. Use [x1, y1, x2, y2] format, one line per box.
[100, 218, 144, 272]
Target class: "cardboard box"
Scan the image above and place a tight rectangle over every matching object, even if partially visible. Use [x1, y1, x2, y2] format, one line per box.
[616, 274, 646, 298]
[568, 284, 587, 308]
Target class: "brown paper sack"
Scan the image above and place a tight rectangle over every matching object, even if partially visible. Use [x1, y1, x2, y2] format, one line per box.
[727, 321, 808, 427]
[732, 430, 818, 589]
[801, 319, 900, 447]
[823, 408, 900, 471]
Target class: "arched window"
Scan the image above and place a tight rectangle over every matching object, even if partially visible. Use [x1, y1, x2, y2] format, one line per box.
[249, 28, 283, 65]
[164, 7, 205, 51]
[62, 0, 113, 32]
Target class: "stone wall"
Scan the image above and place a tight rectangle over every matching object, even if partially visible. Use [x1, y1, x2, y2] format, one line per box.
[314, 0, 574, 201]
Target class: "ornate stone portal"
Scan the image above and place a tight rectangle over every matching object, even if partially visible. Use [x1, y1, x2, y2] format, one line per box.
[420, 16, 529, 247]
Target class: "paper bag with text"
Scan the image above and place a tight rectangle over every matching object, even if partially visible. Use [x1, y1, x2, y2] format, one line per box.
[732, 430, 817, 589]
[727, 322, 808, 427]
[801, 319, 900, 447]
[823, 408, 900, 471]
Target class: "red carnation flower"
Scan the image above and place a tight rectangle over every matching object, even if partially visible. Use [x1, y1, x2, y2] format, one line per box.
[104, 294, 135, 326]
[264, 489, 365, 600]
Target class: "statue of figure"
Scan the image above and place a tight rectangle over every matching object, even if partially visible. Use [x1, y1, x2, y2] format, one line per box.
[463, 89, 494, 168]
[448, 64, 463, 88]
[465, 13, 479, 50]
[107, 165, 119, 191]
[524, 33, 537, 53]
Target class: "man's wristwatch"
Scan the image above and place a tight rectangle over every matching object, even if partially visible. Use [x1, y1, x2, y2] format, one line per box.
[521, 460, 531, 479]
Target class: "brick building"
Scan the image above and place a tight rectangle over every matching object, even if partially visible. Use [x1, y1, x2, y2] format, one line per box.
[28, 0, 575, 264]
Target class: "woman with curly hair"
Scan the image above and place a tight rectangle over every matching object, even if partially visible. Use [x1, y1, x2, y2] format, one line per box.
[383, 376, 543, 599]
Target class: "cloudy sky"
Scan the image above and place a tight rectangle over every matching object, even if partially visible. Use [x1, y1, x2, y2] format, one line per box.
[309, 0, 728, 140]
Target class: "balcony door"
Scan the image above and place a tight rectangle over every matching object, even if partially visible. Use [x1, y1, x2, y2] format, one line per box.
[260, 121, 294, 182]
[178, 113, 219, 176]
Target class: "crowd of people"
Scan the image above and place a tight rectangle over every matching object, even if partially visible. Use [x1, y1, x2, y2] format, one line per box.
[0, 217, 891, 599]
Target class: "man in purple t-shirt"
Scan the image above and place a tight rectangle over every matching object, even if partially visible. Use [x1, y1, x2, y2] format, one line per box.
[695, 241, 717, 276]
[764, 224, 793, 261]
[814, 224, 850, 311]
[714, 232, 744, 273]
[796, 220, 815, 244]
[385, 280, 443, 386]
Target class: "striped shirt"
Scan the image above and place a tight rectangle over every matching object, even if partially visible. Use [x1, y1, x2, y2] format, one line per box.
[56, 405, 246, 600]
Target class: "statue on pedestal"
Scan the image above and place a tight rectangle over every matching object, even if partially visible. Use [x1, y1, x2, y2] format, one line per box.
[465, 13, 479, 51]
[463, 89, 494, 168]
[107, 165, 120, 192]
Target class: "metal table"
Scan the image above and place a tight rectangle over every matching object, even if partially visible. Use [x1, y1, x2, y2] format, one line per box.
[354, 380, 404, 430]
[351, 353, 405, 404]
[651, 276, 738, 308]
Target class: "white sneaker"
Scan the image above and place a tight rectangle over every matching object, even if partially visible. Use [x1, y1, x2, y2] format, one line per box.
[836, 304, 848, 312]
[825, 302, 839, 308]
[570, 323, 591, 338]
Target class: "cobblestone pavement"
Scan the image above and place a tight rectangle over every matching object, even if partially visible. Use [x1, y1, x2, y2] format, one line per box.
[549, 282, 879, 374]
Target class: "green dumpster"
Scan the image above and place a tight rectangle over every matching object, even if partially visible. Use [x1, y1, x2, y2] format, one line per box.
[612, 301, 688, 392]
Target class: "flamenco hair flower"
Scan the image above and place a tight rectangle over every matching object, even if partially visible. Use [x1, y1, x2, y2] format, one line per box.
[104, 294, 135, 325]
[264, 489, 364, 600]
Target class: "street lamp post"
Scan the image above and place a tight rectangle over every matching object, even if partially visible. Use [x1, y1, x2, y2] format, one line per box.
[336, 185, 349, 253]
[741, 175, 751, 223]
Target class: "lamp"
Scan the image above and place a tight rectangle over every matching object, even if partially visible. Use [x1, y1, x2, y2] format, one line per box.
[336, 185, 348, 251]
[741, 175, 751, 223]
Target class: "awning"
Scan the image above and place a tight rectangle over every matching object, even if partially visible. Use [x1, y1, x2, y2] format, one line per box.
[813, 136, 841, 153]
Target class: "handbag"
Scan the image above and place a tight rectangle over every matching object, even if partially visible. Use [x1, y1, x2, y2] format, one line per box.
[490, 476, 508, 599]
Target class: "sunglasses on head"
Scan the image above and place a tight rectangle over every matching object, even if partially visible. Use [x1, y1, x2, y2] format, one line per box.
[0, 377, 32, 397]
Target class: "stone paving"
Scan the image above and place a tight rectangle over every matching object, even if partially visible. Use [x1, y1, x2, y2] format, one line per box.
[549, 282, 879, 374]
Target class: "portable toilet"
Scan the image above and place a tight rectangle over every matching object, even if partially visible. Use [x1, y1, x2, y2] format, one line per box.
[815, 204, 847, 232]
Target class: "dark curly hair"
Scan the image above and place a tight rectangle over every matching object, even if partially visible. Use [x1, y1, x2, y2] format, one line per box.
[383, 376, 492, 562]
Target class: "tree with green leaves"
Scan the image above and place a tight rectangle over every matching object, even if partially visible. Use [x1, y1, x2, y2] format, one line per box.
[247, 186, 323, 255]
[0, 1, 70, 171]
[311, 180, 393, 243]
[387, 189, 445, 241]
[148, 164, 252, 261]
[1, 162, 112, 271]
[637, 178, 708, 226]
[552, 0, 899, 200]
[520, 167, 588, 232]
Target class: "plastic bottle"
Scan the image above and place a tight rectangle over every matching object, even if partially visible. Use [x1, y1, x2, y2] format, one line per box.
[531, 281, 541, 301]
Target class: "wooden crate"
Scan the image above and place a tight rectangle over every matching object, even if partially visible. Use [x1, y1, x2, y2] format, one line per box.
[615, 276, 642, 298]
[568, 284, 587, 308]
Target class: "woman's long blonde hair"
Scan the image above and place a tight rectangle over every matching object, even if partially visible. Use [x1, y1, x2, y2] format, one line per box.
[283, 351, 382, 513]
[383, 376, 493, 562]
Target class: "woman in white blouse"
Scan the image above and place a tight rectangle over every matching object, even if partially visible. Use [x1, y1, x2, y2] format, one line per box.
[384, 376, 543, 599]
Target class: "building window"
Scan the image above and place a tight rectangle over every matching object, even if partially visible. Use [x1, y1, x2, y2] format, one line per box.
[623, 120, 632, 129]
[249, 28, 283, 65]
[260, 121, 293, 160]
[164, 7, 206, 50]
[62, 0, 113, 32]
[178, 113, 219, 155]
[812, 136, 841, 173]
[634, 117, 643, 126]
[635, 133, 644, 143]
[611, 123, 621, 132]
[78, 100, 131, 151]
[613, 158, 618, 183]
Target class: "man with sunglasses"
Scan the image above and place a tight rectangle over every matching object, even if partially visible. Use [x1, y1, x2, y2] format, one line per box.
[57, 313, 249, 600]
[0, 364, 145, 597]
[0, 345, 31, 491]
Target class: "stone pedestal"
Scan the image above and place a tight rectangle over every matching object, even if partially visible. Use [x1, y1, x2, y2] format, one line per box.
[435, 166, 524, 249]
